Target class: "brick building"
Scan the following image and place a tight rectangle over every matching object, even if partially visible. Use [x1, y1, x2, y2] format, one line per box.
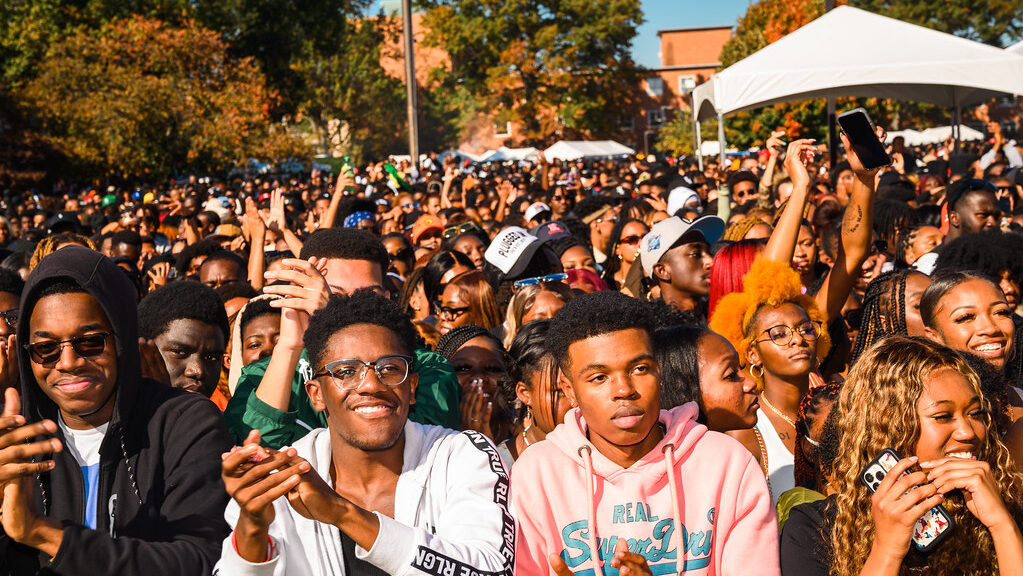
[630, 25, 733, 153]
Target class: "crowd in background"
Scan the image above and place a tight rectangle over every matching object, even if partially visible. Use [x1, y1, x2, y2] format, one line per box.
[0, 119, 1021, 575]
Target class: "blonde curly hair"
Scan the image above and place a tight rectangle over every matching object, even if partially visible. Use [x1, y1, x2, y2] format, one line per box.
[708, 258, 830, 385]
[830, 336, 1023, 576]
[29, 233, 96, 271]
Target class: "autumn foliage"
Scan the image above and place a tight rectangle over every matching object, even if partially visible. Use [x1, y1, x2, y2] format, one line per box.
[24, 16, 300, 179]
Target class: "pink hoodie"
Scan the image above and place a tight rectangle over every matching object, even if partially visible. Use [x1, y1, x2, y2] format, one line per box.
[511, 403, 779, 576]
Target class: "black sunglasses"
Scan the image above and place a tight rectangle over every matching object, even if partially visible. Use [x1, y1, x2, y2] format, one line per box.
[24, 332, 114, 364]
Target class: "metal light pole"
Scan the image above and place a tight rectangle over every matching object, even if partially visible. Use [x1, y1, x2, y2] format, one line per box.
[825, 0, 837, 169]
[402, 0, 420, 169]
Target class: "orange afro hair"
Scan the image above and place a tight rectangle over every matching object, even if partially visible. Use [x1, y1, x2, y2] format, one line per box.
[709, 258, 831, 375]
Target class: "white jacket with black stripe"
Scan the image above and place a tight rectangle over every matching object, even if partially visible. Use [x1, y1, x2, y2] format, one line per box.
[214, 422, 515, 576]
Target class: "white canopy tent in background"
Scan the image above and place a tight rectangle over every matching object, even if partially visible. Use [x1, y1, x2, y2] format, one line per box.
[543, 140, 635, 162]
[691, 6, 1023, 167]
[477, 146, 541, 163]
[886, 124, 985, 147]
[1009, 40, 1023, 54]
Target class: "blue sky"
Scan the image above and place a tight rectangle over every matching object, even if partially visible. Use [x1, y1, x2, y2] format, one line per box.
[632, 0, 750, 67]
[375, 0, 751, 68]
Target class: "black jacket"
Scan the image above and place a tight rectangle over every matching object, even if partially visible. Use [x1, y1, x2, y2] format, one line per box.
[2, 246, 232, 575]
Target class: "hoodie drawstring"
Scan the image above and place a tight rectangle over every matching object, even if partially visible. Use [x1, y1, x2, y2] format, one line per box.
[662, 443, 685, 576]
[577, 445, 602, 576]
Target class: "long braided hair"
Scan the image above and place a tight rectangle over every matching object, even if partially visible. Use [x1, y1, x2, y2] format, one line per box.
[848, 268, 924, 367]
[792, 380, 842, 489]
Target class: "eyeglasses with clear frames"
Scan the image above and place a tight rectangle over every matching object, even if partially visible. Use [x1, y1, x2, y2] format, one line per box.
[755, 321, 822, 347]
[313, 355, 413, 392]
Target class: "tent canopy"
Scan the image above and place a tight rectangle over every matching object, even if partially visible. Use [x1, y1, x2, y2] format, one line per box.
[886, 124, 984, 147]
[477, 146, 540, 163]
[543, 140, 635, 161]
[1009, 40, 1023, 54]
[693, 6, 1023, 121]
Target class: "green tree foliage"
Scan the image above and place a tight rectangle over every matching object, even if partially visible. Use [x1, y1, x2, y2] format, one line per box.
[850, 0, 1023, 46]
[418, 0, 644, 144]
[24, 17, 299, 178]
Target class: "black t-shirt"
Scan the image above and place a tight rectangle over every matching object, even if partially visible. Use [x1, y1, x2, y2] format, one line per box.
[341, 532, 388, 576]
[780, 497, 832, 576]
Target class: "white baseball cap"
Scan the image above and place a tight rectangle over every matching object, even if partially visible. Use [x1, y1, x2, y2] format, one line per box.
[639, 215, 725, 276]
[666, 186, 702, 216]
[484, 227, 542, 277]
[524, 202, 551, 223]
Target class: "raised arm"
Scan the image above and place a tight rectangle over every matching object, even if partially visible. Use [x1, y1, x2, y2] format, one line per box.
[244, 197, 267, 290]
[763, 139, 815, 264]
[758, 130, 785, 210]
[814, 127, 883, 323]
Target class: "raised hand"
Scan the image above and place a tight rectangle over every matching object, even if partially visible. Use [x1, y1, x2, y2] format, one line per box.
[146, 261, 170, 292]
[139, 338, 170, 386]
[262, 257, 331, 315]
[267, 189, 288, 233]
[459, 378, 493, 441]
[868, 457, 943, 561]
[0, 388, 60, 485]
[922, 457, 1015, 531]
[219, 429, 306, 540]
[767, 129, 786, 157]
[783, 138, 816, 191]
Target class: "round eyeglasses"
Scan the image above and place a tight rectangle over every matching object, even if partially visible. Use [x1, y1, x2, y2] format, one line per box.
[313, 355, 413, 392]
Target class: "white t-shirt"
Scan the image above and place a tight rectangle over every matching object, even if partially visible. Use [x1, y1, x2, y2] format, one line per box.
[58, 416, 109, 530]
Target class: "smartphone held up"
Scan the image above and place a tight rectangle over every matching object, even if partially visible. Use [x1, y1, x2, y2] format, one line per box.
[837, 107, 891, 170]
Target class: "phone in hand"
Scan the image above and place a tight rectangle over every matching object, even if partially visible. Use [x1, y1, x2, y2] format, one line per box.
[861, 448, 953, 552]
[837, 108, 891, 170]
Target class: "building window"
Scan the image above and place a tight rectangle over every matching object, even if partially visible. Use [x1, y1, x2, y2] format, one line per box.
[678, 75, 697, 94]
[645, 77, 664, 97]
[647, 109, 666, 128]
[494, 122, 511, 138]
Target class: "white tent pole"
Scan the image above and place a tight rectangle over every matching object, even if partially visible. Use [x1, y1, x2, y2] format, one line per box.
[952, 90, 961, 153]
[694, 113, 704, 170]
[717, 113, 726, 169]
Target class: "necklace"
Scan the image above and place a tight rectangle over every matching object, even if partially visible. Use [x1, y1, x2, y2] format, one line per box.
[753, 428, 772, 495]
[760, 393, 796, 429]
[521, 427, 533, 448]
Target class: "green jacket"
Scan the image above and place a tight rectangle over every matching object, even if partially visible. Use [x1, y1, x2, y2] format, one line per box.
[224, 348, 461, 448]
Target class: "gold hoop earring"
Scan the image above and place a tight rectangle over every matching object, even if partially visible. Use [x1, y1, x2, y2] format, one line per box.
[750, 364, 764, 380]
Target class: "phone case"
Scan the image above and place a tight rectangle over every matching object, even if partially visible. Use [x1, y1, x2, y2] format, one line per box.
[836, 107, 892, 169]
[861, 448, 953, 552]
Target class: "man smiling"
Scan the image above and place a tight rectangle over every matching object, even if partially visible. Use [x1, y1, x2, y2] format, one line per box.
[512, 291, 779, 576]
[0, 246, 230, 575]
[216, 291, 513, 575]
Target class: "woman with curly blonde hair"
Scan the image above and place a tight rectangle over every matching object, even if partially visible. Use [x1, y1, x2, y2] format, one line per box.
[780, 336, 1023, 576]
[28, 232, 95, 271]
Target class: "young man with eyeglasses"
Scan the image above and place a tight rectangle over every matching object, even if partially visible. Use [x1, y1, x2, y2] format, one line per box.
[226, 228, 461, 448]
[0, 246, 231, 575]
[216, 291, 514, 576]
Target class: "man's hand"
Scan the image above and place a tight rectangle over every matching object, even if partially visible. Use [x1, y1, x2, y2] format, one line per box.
[285, 458, 345, 525]
[0, 388, 60, 485]
[222, 430, 310, 562]
[267, 189, 288, 233]
[262, 257, 331, 314]
[783, 138, 816, 191]
[610, 537, 653, 576]
[766, 129, 786, 158]
[243, 197, 265, 240]
[139, 338, 171, 386]
[146, 262, 171, 291]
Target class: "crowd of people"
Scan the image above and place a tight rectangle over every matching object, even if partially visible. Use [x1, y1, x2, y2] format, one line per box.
[0, 120, 1021, 575]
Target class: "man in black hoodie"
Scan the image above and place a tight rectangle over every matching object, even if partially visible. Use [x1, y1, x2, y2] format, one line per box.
[0, 246, 231, 574]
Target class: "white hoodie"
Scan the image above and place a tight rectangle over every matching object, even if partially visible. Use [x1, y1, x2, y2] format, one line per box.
[214, 422, 514, 576]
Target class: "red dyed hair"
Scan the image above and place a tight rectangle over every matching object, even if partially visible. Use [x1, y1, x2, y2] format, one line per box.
[708, 239, 765, 317]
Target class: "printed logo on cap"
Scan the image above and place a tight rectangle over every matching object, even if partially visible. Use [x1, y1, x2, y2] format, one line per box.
[647, 235, 661, 251]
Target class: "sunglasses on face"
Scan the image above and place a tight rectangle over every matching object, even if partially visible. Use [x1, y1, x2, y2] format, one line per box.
[513, 272, 569, 291]
[442, 221, 483, 240]
[0, 308, 17, 331]
[434, 303, 471, 321]
[24, 332, 113, 364]
[619, 235, 643, 246]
